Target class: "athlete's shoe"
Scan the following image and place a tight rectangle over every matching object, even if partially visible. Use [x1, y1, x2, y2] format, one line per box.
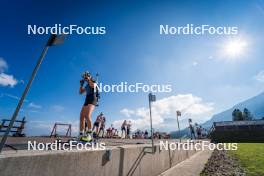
[80, 135, 92, 142]
[80, 131, 92, 142]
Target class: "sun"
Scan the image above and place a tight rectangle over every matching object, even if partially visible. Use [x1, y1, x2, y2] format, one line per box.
[224, 39, 247, 58]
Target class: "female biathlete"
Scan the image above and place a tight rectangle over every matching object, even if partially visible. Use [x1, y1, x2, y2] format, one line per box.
[79, 71, 98, 142]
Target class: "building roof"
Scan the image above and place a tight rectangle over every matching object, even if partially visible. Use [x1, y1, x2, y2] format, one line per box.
[214, 120, 264, 127]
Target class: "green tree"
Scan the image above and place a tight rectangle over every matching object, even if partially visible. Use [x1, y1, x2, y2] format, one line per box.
[242, 108, 253, 120]
[232, 109, 243, 121]
[232, 109, 238, 121]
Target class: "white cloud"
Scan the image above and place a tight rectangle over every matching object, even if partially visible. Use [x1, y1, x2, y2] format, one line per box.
[113, 94, 214, 132]
[28, 120, 79, 135]
[192, 61, 198, 66]
[51, 105, 65, 112]
[28, 102, 42, 109]
[0, 73, 18, 87]
[0, 93, 28, 102]
[2, 93, 20, 100]
[120, 108, 135, 117]
[254, 70, 264, 82]
[208, 56, 214, 60]
[29, 121, 53, 130]
[0, 58, 8, 72]
[0, 58, 19, 88]
[29, 110, 39, 113]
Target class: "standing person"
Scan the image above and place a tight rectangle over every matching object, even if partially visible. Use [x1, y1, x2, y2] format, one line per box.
[107, 124, 114, 138]
[144, 130, 148, 139]
[114, 128, 118, 137]
[79, 71, 98, 142]
[126, 120, 131, 139]
[196, 126, 202, 139]
[98, 116, 106, 137]
[188, 118, 196, 140]
[121, 120, 127, 139]
[92, 112, 103, 137]
[106, 126, 112, 138]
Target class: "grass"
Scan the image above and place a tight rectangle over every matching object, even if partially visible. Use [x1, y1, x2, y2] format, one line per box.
[229, 143, 264, 176]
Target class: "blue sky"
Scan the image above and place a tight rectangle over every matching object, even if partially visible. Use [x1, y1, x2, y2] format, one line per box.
[0, 0, 264, 135]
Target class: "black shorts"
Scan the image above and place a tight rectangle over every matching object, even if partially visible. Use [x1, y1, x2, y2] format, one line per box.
[94, 122, 100, 127]
[84, 94, 97, 106]
[121, 127, 126, 131]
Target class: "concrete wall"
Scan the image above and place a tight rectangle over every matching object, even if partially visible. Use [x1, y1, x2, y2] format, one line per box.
[0, 144, 198, 176]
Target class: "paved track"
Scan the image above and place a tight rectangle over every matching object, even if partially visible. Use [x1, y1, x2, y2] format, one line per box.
[159, 149, 213, 176]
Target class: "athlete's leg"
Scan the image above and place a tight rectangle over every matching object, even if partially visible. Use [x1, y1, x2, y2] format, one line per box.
[101, 129, 104, 137]
[92, 122, 95, 132]
[86, 104, 95, 131]
[80, 106, 88, 134]
[100, 128, 104, 137]
[97, 123, 101, 134]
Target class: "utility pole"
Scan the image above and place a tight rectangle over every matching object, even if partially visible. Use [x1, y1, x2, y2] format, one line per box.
[148, 93, 156, 153]
[176, 110, 181, 142]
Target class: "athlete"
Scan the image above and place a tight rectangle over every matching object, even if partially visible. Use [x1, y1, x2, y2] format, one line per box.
[98, 116, 106, 137]
[92, 112, 103, 137]
[79, 71, 98, 142]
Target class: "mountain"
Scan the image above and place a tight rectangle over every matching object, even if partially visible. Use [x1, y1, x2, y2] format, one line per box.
[202, 91, 264, 128]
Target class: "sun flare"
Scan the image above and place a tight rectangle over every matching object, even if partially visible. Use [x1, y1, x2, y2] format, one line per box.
[224, 39, 247, 58]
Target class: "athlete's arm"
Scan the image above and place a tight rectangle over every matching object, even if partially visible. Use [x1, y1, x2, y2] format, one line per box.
[79, 80, 86, 94]
[79, 87, 85, 94]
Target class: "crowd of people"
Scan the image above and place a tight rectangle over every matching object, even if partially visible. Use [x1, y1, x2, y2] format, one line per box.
[91, 116, 206, 140]
[88, 115, 172, 140]
[104, 120, 132, 139]
[83, 112, 133, 139]
[133, 129, 149, 139]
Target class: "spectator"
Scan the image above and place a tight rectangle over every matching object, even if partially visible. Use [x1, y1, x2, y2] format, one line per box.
[144, 130, 148, 139]
[92, 112, 103, 137]
[126, 120, 131, 139]
[196, 126, 202, 139]
[189, 119, 196, 140]
[121, 120, 127, 138]
[98, 116, 106, 137]
[106, 124, 114, 138]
